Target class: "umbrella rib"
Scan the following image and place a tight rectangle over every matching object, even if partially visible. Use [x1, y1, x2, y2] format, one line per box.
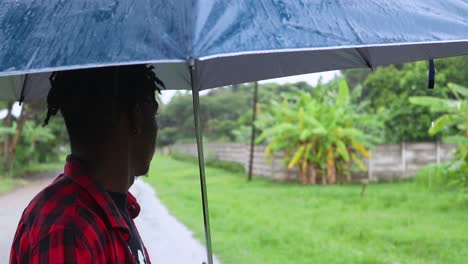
[356, 48, 374, 72]
[189, 59, 214, 264]
[19, 74, 29, 104]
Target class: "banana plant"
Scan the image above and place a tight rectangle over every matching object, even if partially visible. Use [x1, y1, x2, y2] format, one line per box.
[258, 79, 378, 184]
[410, 83, 468, 180]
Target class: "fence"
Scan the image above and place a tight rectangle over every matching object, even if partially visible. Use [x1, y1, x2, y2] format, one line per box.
[167, 142, 456, 182]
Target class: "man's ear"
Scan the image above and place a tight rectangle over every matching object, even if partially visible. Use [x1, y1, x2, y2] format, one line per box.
[130, 104, 143, 135]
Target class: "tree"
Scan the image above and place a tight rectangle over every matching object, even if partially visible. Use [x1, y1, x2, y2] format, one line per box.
[257, 79, 381, 184]
[0, 100, 66, 174]
[360, 57, 468, 142]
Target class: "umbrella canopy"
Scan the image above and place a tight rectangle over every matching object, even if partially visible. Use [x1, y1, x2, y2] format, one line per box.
[0, 0, 467, 100]
[1, 1, 467, 263]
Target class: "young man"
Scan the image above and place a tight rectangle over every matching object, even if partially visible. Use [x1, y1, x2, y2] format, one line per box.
[10, 65, 164, 263]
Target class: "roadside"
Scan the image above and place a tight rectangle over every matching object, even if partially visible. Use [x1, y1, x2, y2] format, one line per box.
[131, 178, 221, 264]
[0, 162, 63, 195]
[0, 177, 25, 194]
[0, 173, 56, 262]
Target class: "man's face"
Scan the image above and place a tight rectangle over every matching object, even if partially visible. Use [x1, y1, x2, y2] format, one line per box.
[132, 94, 158, 176]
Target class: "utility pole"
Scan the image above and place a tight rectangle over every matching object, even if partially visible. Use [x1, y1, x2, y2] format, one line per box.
[248, 82, 259, 181]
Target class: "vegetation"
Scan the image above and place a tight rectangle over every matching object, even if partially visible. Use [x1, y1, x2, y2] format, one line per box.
[411, 83, 468, 191]
[344, 56, 468, 142]
[256, 79, 381, 184]
[415, 163, 466, 191]
[0, 101, 66, 179]
[0, 177, 25, 194]
[157, 83, 315, 146]
[169, 151, 245, 174]
[157, 56, 468, 147]
[147, 156, 468, 264]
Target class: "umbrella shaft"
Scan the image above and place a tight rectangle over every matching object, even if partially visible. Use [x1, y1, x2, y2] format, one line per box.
[190, 61, 214, 264]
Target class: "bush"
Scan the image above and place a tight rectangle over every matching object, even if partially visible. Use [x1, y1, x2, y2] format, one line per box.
[205, 159, 245, 174]
[168, 152, 198, 164]
[169, 152, 245, 174]
[415, 162, 467, 192]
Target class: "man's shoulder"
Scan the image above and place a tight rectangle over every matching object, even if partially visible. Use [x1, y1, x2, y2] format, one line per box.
[23, 175, 81, 218]
[20, 175, 106, 240]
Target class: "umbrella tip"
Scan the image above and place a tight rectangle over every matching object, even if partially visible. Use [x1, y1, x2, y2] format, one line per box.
[428, 59, 435, 89]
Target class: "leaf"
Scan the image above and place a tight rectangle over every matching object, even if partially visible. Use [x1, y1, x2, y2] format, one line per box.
[336, 128, 362, 138]
[351, 153, 367, 171]
[303, 115, 324, 129]
[351, 84, 363, 99]
[352, 142, 371, 158]
[442, 135, 468, 146]
[448, 83, 468, 98]
[288, 145, 305, 169]
[302, 143, 313, 169]
[337, 78, 350, 107]
[298, 107, 305, 129]
[409, 97, 460, 113]
[335, 140, 350, 162]
[428, 114, 458, 135]
[304, 142, 313, 160]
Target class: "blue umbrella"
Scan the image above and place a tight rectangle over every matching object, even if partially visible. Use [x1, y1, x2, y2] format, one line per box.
[1, 1, 467, 263]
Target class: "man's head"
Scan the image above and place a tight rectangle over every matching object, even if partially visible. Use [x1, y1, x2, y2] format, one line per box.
[44, 65, 164, 176]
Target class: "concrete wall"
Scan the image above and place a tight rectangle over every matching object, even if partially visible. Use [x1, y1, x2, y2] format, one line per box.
[168, 142, 456, 182]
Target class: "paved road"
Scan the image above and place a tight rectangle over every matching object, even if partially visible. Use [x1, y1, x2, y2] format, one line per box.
[0, 175, 53, 262]
[0, 176, 220, 264]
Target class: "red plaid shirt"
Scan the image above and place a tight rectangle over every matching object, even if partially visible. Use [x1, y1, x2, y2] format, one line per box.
[10, 160, 151, 263]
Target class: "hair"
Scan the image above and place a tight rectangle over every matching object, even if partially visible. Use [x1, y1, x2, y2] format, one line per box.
[44, 65, 165, 146]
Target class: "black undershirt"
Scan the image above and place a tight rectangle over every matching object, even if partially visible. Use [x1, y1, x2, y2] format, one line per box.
[107, 191, 147, 264]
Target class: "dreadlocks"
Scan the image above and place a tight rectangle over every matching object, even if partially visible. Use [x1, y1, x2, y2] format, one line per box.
[44, 65, 165, 146]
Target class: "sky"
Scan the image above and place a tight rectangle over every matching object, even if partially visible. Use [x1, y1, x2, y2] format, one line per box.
[159, 70, 340, 104]
[0, 102, 22, 120]
[0, 71, 341, 116]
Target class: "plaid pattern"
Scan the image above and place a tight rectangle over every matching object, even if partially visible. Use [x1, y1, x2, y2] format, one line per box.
[10, 160, 151, 264]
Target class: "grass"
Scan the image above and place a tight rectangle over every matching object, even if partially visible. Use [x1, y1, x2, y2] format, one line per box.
[0, 161, 63, 194]
[146, 156, 468, 264]
[13, 162, 63, 177]
[0, 177, 25, 194]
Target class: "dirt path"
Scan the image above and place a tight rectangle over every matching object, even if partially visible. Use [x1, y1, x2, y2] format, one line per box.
[0, 175, 220, 264]
[0, 174, 54, 262]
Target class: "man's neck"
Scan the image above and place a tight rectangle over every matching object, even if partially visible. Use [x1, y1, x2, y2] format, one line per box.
[70, 151, 134, 193]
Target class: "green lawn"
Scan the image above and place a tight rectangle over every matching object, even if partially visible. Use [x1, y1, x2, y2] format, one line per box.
[146, 156, 468, 264]
[0, 162, 63, 194]
[0, 177, 24, 194]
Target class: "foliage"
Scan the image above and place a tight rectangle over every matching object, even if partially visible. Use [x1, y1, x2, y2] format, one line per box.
[415, 162, 467, 192]
[0, 177, 26, 193]
[14, 121, 56, 167]
[355, 57, 468, 142]
[205, 159, 245, 174]
[256, 78, 382, 184]
[410, 83, 468, 190]
[157, 83, 316, 146]
[147, 156, 468, 264]
[0, 101, 67, 177]
[169, 151, 245, 174]
[157, 56, 468, 147]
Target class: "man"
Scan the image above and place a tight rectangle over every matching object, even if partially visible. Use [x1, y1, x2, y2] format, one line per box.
[10, 65, 164, 263]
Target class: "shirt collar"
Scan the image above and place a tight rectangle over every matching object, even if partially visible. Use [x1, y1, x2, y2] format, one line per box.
[63, 158, 141, 231]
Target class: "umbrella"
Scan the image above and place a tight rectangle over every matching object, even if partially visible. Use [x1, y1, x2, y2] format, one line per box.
[1, 1, 467, 263]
